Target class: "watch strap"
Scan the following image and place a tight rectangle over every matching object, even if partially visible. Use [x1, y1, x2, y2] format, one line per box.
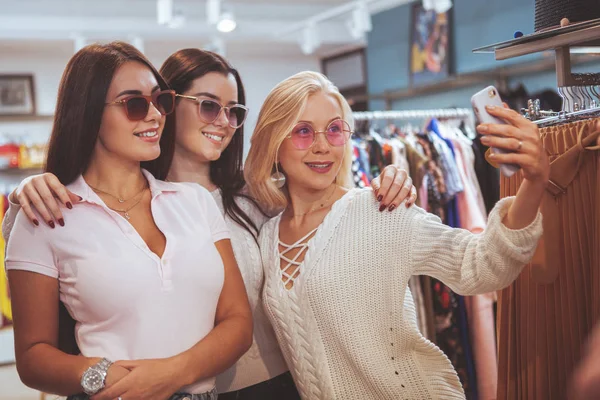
[95, 358, 113, 373]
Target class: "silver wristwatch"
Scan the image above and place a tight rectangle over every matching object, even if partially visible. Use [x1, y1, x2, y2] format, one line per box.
[81, 358, 113, 395]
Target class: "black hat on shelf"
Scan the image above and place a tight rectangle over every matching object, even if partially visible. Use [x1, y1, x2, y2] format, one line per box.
[535, 0, 600, 32]
[473, 0, 600, 58]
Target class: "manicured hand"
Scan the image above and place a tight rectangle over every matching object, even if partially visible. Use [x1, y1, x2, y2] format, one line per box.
[370, 165, 417, 211]
[12, 173, 81, 228]
[477, 104, 549, 185]
[92, 358, 185, 400]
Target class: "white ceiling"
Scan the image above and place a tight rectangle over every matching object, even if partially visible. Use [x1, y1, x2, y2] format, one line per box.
[0, 0, 412, 57]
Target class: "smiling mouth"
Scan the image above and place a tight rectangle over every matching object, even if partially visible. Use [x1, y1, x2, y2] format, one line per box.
[202, 132, 224, 143]
[134, 131, 158, 138]
[306, 162, 333, 169]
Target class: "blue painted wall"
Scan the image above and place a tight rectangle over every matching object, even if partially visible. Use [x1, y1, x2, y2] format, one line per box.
[366, 0, 600, 110]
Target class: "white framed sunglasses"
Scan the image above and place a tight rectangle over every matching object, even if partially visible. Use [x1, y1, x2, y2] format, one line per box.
[176, 94, 249, 129]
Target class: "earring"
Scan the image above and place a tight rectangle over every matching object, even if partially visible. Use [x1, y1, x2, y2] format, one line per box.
[271, 171, 286, 188]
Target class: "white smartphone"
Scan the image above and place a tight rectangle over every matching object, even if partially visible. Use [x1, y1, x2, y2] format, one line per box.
[470, 86, 520, 178]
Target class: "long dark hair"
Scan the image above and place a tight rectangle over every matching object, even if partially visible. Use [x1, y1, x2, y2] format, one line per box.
[160, 49, 263, 238]
[45, 41, 174, 183]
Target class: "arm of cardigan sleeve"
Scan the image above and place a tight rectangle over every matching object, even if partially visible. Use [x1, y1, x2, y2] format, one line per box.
[408, 196, 543, 295]
[197, 186, 231, 243]
[5, 210, 58, 278]
[2, 196, 21, 244]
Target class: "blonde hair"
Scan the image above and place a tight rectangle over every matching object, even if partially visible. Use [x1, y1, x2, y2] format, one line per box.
[245, 71, 354, 212]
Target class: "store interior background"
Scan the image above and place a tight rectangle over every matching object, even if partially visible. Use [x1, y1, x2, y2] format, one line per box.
[0, 0, 598, 398]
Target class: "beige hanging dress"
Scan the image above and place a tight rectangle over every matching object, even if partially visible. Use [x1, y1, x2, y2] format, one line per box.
[496, 118, 600, 399]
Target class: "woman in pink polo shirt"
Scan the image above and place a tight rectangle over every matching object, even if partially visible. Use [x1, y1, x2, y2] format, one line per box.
[3, 49, 416, 399]
[5, 42, 252, 400]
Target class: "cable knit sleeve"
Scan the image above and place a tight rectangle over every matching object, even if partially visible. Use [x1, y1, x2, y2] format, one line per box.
[409, 196, 543, 295]
[2, 197, 21, 245]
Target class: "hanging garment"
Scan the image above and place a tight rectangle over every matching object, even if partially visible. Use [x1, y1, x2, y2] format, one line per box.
[367, 136, 385, 178]
[472, 135, 500, 215]
[389, 138, 411, 173]
[398, 136, 428, 202]
[496, 118, 600, 400]
[429, 132, 464, 200]
[452, 138, 486, 233]
[351, 144, 370, 188]
[420, 174, 429, 210]
[430, 278, 475, 397]
[453, 133, 487, 219]
[452, 136, 497, 399]
[465, 293, 498, 400]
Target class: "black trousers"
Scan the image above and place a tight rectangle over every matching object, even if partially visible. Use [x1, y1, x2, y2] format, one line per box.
[218, 372, 300, 400]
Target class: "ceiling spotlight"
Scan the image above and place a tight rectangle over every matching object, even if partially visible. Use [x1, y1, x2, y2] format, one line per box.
[300, 21, 320, 55]
[355, 1, 372, 33]
[433, 0, 453, 13]
[217, 12, 237, 33]
[207, 0, 221, 25]
[157, 0, 173, 25]
[168, 9, 186, 29]
[347, 1, 372, 40]
[422, 0, 453, 13]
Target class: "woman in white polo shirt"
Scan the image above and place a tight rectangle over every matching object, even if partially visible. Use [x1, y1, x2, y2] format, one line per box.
[5, 41, 252, 400]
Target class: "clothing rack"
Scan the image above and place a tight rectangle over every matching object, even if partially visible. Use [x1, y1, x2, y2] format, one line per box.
[522, 98, 600, 126]
[353, 108, 474, 121]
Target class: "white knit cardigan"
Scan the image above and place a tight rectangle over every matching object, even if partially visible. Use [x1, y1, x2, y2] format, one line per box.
[259, 188, 543, 400]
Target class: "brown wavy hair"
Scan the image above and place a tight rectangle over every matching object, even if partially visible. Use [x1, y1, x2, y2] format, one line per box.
[160, 49, 263, 238]
[45, 41, 174, 183]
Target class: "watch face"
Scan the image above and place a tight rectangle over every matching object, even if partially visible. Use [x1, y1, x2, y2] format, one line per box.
[82, 369, 104, 393]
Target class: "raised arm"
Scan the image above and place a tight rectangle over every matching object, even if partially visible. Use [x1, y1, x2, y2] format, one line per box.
[407, 198, 542, 295]
[408, 105, 548, 294]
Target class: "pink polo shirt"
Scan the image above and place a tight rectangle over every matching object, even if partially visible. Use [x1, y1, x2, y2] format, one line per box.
[5, 170, 230, 394]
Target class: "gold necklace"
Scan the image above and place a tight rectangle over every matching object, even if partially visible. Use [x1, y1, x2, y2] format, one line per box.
[89, 182, 148, 203]
[104, 188, 148, 220]
[286, 185, 338, 218]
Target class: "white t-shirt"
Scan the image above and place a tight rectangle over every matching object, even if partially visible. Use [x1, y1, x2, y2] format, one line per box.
[5, 170, 230, 394]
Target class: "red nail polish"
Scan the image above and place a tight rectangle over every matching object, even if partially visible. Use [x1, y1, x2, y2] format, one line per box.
[379, 204, 387, 212]
[33, 219, 39, 226]
[48, 221, 55, 229]
[377, 195, 383, 202]
[388, 205, 396, 212]
[78, 196, 83, 201]
[58, 218, 65, 227]
[66, 202, 73, 209]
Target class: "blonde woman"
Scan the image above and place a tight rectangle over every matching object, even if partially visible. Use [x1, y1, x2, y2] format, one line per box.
[244, 71, 548, 399]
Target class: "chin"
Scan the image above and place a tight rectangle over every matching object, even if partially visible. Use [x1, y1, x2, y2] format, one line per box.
[293, 176, 336, 192]
[136, 148, 161, 162]
[196, 148, 223, 162]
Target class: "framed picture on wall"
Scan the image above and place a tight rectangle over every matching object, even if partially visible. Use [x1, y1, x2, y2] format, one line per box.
[409, 4, 452, 86]
[0, 74, 36, 116]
